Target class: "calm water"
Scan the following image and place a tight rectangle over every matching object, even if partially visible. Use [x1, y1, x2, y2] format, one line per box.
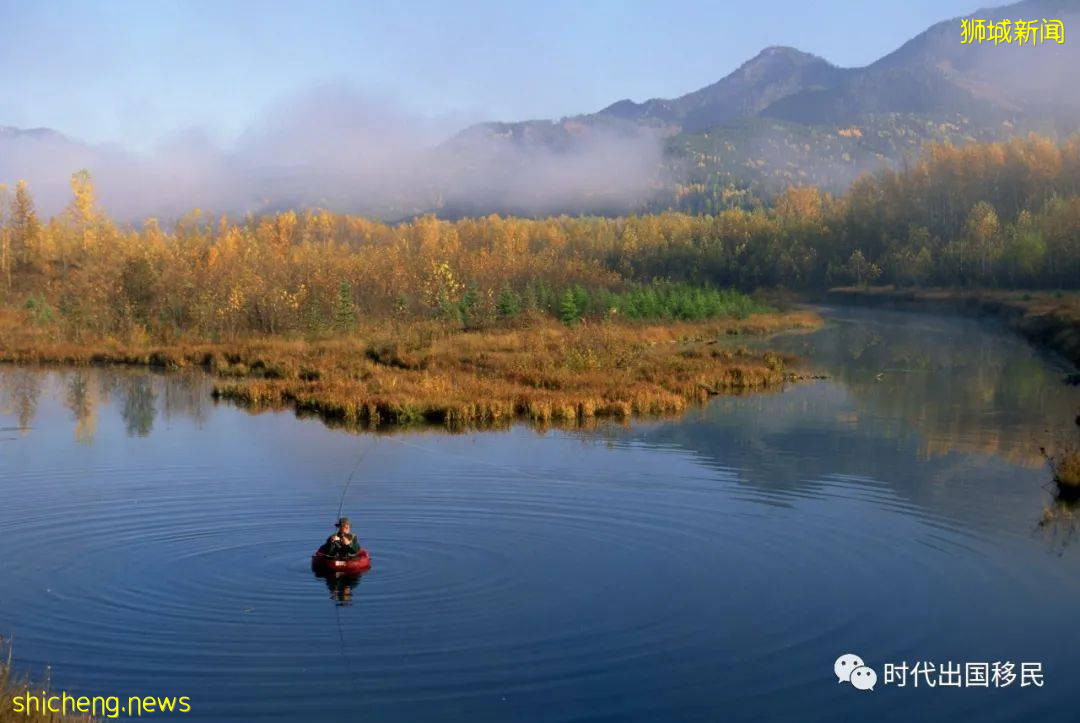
[2, 307, 1080, 721]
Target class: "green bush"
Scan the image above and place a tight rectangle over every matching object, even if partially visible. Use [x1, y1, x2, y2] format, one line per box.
[546, 281, 769, 324]
[601, 282, 769, 321]
[558, 289, 579, 325]
[24, 295, 55, 325]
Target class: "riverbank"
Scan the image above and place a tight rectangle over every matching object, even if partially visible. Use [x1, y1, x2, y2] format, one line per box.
[1, 643, 94, 722]
[0, 311, 821, 430]
[826, 287, 1080, 371]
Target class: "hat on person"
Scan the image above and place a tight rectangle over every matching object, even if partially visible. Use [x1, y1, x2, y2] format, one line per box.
[335, 517, 351, 527]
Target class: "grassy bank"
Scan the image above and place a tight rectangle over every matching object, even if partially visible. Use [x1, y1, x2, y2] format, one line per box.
[1049, 450, 1080, 498]
[826, 287, 1080, 370]
[1, 641, 94, 722]
[1, 310, 821, 430]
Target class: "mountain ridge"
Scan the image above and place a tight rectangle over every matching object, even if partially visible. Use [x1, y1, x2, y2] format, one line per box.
[3, 0, 1079, 219]
[454, 0, 1079, 142]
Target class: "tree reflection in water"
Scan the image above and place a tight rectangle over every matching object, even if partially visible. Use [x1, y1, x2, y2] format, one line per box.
[0, 368, 42, 434]
[65, 370, 98, 444]
[0, 367, 217, 443]
[120, 375, 157, 437]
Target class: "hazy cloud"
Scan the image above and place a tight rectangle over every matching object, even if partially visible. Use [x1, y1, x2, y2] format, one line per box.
[0, 84, 667, 222]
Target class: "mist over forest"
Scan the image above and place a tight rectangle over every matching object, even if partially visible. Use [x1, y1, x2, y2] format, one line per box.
[0, 85, 667, 222]
[1, 0, 1079, 222]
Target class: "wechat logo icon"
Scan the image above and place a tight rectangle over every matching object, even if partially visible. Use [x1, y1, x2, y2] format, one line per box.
[835, 653, 877, 691]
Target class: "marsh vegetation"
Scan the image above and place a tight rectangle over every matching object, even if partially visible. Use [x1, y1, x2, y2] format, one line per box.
[2, 311, 818, 430]
[4, 306, 1080, 719]
[2, 135, 1080, 430]
[1048, 450, 1080, 496]
[1, 640, 93, 723]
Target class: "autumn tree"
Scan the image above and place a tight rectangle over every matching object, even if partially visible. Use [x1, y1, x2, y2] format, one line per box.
[1000, 211, 1046, 286]
[0, 184, 10, 290]
[842, 250, 882, 287]
[10, 180, 42, 271]
[2, 132, 1080, 343]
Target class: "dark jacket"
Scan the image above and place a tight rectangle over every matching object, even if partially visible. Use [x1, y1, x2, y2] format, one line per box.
[320, 532, 360, 558]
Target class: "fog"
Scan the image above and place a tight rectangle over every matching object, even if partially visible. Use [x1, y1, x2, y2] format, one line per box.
[0, 85, 667, 222]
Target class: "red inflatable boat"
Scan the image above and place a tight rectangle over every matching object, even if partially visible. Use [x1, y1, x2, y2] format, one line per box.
[311, 549, 371, 574]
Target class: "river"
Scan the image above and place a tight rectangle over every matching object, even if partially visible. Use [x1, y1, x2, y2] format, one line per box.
[2, 306, 1079, 721]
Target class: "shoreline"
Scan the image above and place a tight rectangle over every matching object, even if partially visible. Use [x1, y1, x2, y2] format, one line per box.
[1, 639, 95, 723]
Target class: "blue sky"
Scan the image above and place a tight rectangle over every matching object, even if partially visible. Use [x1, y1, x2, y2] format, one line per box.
[0, 0, 989, 148]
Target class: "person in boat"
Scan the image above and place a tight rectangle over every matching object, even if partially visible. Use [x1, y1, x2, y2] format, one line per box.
[320, 517, 361, 559]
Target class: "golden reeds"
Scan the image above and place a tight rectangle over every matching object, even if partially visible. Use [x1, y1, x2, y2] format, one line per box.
[1, 311, 820, 431]
[0, 639, 94, 723]
[1050, 450, 1080, 495]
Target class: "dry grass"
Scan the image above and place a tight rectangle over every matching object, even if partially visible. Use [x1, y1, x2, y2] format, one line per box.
[1, 311, 820, 430]
[1049, 450, 1080, 496]
[1, 640, 94, 722]
[1036, 496, 1080, 554]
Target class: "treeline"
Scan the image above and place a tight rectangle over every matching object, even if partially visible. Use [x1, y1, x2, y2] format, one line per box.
[1, 134, 1078, 340]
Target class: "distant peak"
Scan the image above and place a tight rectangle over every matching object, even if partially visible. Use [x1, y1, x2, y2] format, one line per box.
[601, 99, 638, 112]
[759, 45, 803, 56]
[743, 45, 832, 68]
[0, 125, 67, 141]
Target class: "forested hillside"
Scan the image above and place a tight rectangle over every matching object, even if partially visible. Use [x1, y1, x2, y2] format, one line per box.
[0, 134, 1077, 342]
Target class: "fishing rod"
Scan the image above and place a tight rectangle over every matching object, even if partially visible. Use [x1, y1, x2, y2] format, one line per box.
[314, 437, 375, 691]
[333, 443, 369, 695]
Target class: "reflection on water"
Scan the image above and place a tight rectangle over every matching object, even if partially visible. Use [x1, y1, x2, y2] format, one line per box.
[4, 308, 1073, 461]
[64, 371, 97, 443]
[120, 375, 156, 437]
[0, 367, 213, 443]
[1, 367, 41, 433]
[759, 306, 1078, 466]
[314, 570, 365, 605]
[1038, 497, 1080, 556]
[2, 306, 1080, 722]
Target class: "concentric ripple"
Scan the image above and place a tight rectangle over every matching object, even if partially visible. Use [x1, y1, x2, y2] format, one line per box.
[3, 310, 1080, 723]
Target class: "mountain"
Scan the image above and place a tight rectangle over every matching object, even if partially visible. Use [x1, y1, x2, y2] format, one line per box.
[443, 0, 1080, 213]
[763, 0, 1079, 124]
[3, 0, 1079, 219]
[0, 126, 68, 142]
[593, 0, 1076, 128]
[597, 46, 849, 132]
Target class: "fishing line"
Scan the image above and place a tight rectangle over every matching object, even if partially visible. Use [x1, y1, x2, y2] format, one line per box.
[337, 437, 377, 521]
[325, 429, 580, 684]
[380, 433, 577, 485]
[333, 588, 357, 685]
[325, 438, 373, 692]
